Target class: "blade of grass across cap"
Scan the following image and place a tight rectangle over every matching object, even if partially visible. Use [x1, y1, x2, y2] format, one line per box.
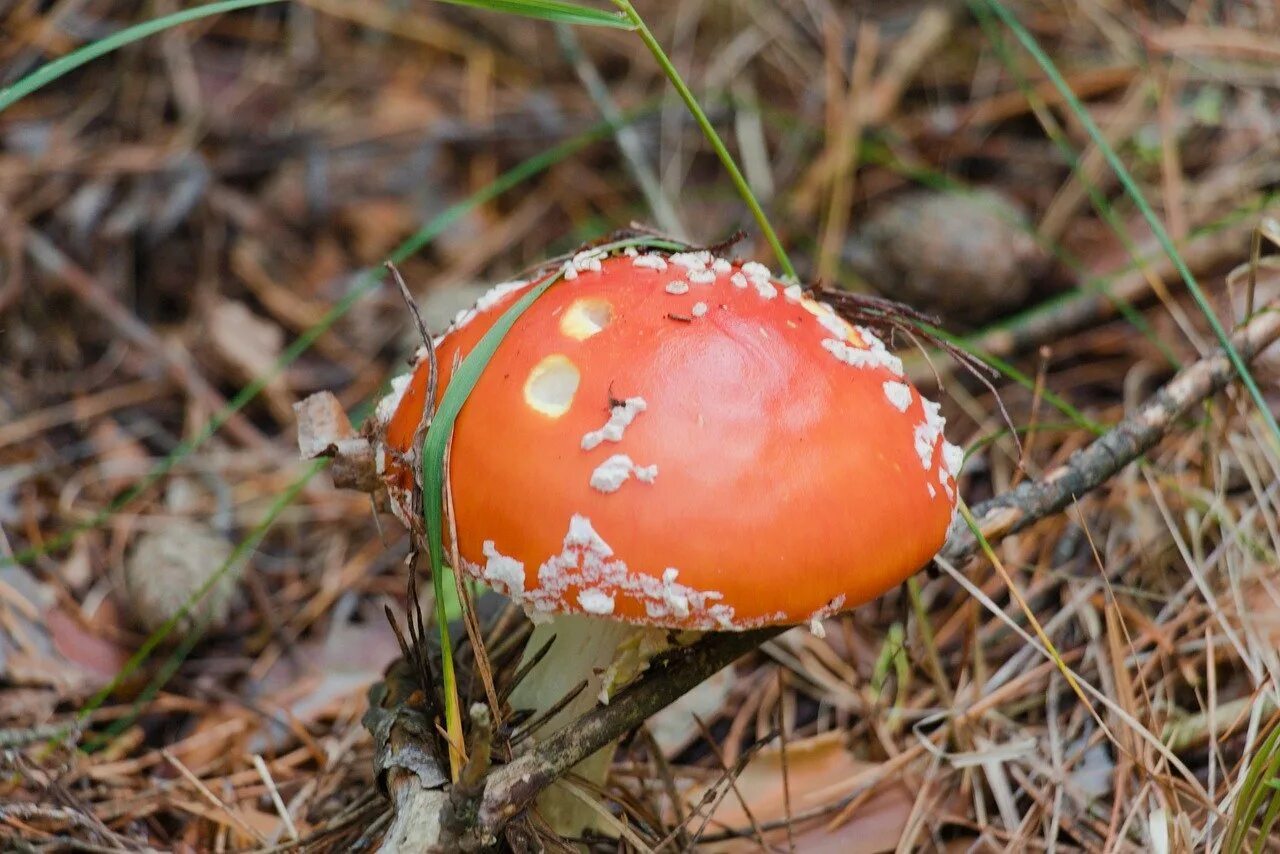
[435, 0, 631, 28]
[421, 268, 565, 780]
[419, 234, 684, 780]
[974, 0, 1280, 448]
[0, 0, 287, 114]
[608, 0, 797, 281]
[1, 108, 653, 572]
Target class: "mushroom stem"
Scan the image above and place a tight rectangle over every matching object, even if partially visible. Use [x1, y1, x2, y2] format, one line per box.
[506, 614, 649, 839]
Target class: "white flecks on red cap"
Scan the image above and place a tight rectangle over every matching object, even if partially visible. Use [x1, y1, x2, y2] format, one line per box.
[691, 302, 708, 318]
[578, 588, 616, 615]
[571, 249, 605, 274]
[668, 250, 712, 270]
[375, 373, 413, 425]
[476, 280, 531, 312]
[589, 454, 658, 494]
[914, 422, 939, 471]
[481, 540, 525, 597]
[856, 327, 906, 375]
[913, 399, 948, 472]
[730, 272, 749, 289]
[632, 254, 668, 271]
[664, 280, 690, 295]
[519, 515, 746, 628]
[803, 300, 852, 339]
[659, 568, 690, 619]
[942, 441, 965, 478]
[689, 269, 717, 285]
[712, 257, 733, 274]
[753, 279, 779, 300]
[821, 337, 905, 376]
[436, 278, 531, 342]
[883, 380, 912, 412]
[807, 594, 846, 638]
[581, 397, 647, 450]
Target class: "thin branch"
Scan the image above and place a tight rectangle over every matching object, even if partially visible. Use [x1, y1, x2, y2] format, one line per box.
[942, 300, 1280, 560]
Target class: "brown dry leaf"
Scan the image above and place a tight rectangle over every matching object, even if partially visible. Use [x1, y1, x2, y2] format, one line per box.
[46, 599, 131, 684]
[245, 617, 401, 754]
[684, 730, 915, 853]
[649, 666, 737, 757]
[206, 299, 294, 423]
[1, 564, 128, 692]
[294, 391, 356, 459]
[293, 392, 379, 492]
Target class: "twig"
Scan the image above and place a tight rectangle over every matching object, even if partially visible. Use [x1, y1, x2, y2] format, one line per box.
[163, 749, 268, 846]
[941, 300, 1280, 561]
[470, 629, 781, 845]
[251, 754, 300, 842]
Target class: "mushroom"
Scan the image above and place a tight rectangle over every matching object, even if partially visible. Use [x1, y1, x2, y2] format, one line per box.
[373, 245, 961, 836]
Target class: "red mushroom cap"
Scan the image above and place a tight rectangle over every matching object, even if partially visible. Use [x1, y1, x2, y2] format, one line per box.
[379, 248, 960, 631]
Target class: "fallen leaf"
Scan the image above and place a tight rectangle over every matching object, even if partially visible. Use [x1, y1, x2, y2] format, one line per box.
[206, 299, 294, 423]
[680, 730, 916, 853]
[648, 665, 737, 757]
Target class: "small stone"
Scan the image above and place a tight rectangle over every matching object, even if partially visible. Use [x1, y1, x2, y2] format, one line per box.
[844, 189, 1044, 322]
[124, 520, 238, 634]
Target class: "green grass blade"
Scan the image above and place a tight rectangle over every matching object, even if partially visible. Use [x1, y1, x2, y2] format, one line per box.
[0, 0, 287, 114]
[975, 0, 1280, 449]
[421, 269, 565, 779]
[417, 234, 684, 778]
[437, 0, 631, 28]
[1226, 722, 1280, 852]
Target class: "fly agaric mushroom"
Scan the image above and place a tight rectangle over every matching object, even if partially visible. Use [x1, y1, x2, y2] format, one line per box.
[364, 244, 962, 837]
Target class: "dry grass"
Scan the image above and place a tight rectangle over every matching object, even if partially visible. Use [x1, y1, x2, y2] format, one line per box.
[2, 1, 1279, 850]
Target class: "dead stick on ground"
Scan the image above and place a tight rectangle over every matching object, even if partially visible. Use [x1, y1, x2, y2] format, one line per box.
[380, 300, 1280, 849]
[944, 301, 1280, 557]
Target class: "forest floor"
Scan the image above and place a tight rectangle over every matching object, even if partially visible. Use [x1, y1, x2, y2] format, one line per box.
[2, 1, 1280, 851]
